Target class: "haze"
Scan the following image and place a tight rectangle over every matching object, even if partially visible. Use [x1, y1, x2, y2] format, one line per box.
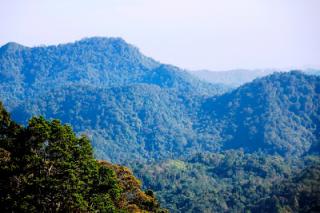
[0, 0, 319, 70]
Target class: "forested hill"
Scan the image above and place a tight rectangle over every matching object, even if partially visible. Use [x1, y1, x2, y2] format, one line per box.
[0, 37, 222, 99]
[0, 37, 225, 162]
[0, 38, 319, 162]
[0, 38, 320, 212]
[3, 71, 319, 161]
[199, 71, 320, 156]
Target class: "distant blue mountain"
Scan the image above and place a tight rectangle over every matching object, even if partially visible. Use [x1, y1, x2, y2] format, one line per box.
[1, 37, 320, 213]
[0, 37, 226, 162]
[189, 68, 320, 87]
[0, 37, 319, 162]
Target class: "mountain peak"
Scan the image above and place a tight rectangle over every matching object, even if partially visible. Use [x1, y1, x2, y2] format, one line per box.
[73, 36, 137, 53]
[63, 36, 160, 69]
[0, 42, 27, 52]
[1, 36, 222, 94]
[78, 36, 126, 44]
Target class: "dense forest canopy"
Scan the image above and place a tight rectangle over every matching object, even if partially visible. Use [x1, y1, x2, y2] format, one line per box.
[0, 37, 319, 212]
[0, 37, 226, 162]
[133, 151, 320, 212]
[1, 38, 319, 163]
[200, 71, 320, 156]
[0, 102, 166, 212]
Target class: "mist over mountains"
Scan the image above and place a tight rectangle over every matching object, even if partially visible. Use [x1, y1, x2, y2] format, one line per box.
[189, 69, 320, 87]
[0, 37, 319, 212]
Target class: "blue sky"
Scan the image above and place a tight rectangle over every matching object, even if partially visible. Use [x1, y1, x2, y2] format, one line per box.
[0, 0, 319, 70]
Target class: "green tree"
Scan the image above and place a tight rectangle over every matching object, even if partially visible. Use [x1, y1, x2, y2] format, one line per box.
[0, 102, 164, 212]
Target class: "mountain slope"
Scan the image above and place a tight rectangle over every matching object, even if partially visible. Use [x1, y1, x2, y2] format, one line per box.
[133, 151, 320, 212]
[1, 38, 320, 212]
[0, 37, 223, 97]
[10, 83, 202, 162]
[200, 71, 320, 156]
[0, 38, 319, 161]
[0, 37, 226, 162]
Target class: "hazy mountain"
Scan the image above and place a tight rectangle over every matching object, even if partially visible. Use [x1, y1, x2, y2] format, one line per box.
[199, 71, 320, 156]
[189, 69, 320, 87]
[0, 37, 226, 162]
[1, 38, 319, 162]
[0, 37, 319, 212]
[0, 38, 223, 95]
[0, 37, 222, 100]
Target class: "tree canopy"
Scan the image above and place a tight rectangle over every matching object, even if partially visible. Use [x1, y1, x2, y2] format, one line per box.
[0, 102, 166, 212]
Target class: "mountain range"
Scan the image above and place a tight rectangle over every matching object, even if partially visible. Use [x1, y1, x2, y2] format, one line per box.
[189, 69, 320, 87]
[0, 37, 319, 212]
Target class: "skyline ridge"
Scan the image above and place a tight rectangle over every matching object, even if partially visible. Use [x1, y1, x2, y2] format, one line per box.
[1, 36, 319, 72]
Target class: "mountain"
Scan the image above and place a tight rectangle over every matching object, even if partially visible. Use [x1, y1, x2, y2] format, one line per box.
[0, 37, 224, 121]
[189, 69, 276, 87]
[189, 69, 320, 87]
[11, 84, 203, 162]
[0, 37, 320, 212]
[199, 71, 320, 156]
[129, 71, 320, 212]
[0, 38, 319, 162]
[0, 37, 226, 162]
[0, 37, 222, 97]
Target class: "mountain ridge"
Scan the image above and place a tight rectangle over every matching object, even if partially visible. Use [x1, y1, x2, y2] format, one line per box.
[0, 38, 319, 162]
[0, 37, 319, 212]
[189, 68, 320, 87]
[199, 71, 320, 156]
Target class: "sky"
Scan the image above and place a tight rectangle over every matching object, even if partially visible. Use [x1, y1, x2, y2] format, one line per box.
[0, 0, 319, 71]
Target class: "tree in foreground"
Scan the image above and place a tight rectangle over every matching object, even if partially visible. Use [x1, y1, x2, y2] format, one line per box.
[0, 102, 166, 212]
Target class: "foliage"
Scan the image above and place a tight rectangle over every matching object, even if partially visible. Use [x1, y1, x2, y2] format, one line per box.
[132, 150, 320, 213]
[1, 39, 319, 163]
[99, 160, 166, 212]
[0, 102, 165, 212]
[0, 37, 226, 163]
[0, 38, 320, 212]
[250, 158, 320, 213]
[199, 71, 320, 156]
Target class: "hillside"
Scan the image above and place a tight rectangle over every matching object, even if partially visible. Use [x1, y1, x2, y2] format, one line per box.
[133, 151, 320, 212]
[0, 39, 319, 163]
[5, 71, 319, 161]
[1, 38, 320, 212]
[0, 37, 226, 162]
[0, 37, 222, 100]
[11, 83, 202, 162]
[199, 71, 320, 156]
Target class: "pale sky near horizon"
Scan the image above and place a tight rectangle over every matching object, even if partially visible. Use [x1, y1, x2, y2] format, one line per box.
[0, 0, 319, 71]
